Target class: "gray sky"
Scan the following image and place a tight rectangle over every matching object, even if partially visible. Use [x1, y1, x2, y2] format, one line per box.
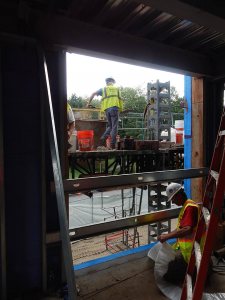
[66, 53, 184, 99]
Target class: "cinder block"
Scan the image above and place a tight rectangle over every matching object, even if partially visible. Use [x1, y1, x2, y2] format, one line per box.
[159, 141, 175, 149]
[135, 140, 159, 151]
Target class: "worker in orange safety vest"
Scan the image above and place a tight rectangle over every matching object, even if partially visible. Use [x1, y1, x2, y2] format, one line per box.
[158, 183, 205, 263]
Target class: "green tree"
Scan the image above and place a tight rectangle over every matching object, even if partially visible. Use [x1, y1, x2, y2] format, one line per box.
[170, 86, 180, 101]
[119, 86, 147, 139]
[121, 86, 146, 113]
[68, 93, 86, 108]
[68, 93, 102, 109]
[170, 86, 184, 124]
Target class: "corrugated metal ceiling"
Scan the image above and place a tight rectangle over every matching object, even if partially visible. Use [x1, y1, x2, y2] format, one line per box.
[24, 0, 225, 56]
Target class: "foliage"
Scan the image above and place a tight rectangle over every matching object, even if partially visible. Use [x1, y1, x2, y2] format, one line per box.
[170, 86, 179, 101]
[170, 86, 184, 123]
[68, 93, 101, 109]
[120, 86, 147, 113]
[119, 86, 147, 138]
[68, 93, 86, 108]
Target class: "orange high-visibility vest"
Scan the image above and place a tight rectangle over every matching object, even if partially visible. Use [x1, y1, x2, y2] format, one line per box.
[173, 199, 200, 262]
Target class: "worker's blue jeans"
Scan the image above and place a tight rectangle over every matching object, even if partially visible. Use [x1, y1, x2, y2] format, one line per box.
[101, 106, 119, 146]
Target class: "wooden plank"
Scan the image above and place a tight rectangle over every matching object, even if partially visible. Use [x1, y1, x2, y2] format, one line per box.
[191, 78, 204, 201]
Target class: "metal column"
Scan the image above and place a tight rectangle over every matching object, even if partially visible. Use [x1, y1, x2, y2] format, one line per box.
[39, 50, 77, 300]
[0, 48, 6, 300]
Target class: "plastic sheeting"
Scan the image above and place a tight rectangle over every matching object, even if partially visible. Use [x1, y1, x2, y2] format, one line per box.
[69, 189, 151, 227]
[148, 242, 182, 300]
[148, 242, 225, 300]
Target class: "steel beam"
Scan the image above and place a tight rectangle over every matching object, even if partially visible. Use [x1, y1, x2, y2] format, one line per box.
[62, 168, 208, 193]
[69, 207, 181, 241]
[46, 207, 181, 243]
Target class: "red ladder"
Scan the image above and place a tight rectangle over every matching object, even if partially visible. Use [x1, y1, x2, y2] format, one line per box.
[180, 108, 225, 300]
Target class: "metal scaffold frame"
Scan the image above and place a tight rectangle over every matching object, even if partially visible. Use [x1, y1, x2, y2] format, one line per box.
[146, 80, 172, 141]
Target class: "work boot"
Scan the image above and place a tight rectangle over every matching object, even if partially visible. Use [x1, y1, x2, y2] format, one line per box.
[98, 138, 106, 147]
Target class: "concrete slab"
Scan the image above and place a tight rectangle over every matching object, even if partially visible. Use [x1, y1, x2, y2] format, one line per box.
[75, 245, 225, 300]
[76, 254, 167, 299]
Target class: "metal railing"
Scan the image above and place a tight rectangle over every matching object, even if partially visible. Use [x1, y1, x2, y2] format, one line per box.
[48, 168, 208, 244]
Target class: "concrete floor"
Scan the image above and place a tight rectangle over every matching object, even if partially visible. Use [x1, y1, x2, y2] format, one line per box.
[75, 249, 167, 300]
[75, 247, 225, 300]
[37, 253, 225, 300]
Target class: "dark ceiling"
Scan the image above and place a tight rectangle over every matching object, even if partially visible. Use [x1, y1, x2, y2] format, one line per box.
[2, 0, 225, 77]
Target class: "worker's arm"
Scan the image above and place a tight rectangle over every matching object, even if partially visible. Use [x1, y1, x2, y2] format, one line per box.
[87, 89, 103, 107]
[87, 92, 98, 107]
[158, 226, 192, 243]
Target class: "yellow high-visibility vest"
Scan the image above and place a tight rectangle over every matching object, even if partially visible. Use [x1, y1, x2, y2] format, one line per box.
[101, 86, 123, 112]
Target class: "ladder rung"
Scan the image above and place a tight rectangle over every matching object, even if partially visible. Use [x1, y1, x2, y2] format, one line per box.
[186, 274, 193, 300]
[194, 241, 202, 273]
[202, 206, 210, 227]
[219, 130, 225, 136]
[210, 170, 219, 182]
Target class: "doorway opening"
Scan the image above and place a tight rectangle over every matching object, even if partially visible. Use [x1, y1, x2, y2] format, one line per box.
[66, 52, 185, 265]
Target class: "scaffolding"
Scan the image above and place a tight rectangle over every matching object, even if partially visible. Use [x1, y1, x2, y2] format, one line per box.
[146, 80, 172, 141]
[103, 187, 144, 253]
[118, 112, 147, 139]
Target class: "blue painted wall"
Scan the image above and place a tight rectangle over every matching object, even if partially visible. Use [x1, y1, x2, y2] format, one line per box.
[184, 76, 192, 198]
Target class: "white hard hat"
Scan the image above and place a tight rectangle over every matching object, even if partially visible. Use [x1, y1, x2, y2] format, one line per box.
[166, 183, 183, 201]
[105, 77, 115, 83]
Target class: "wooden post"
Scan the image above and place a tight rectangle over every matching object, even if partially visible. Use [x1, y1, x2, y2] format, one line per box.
[191, 77, 204, 201]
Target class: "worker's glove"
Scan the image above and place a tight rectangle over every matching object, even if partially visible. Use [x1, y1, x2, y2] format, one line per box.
[157, 234, 168, 243]
[87, 104, 95, 109]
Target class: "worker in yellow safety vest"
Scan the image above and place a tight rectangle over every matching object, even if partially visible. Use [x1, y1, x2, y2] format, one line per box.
[158, 183, 204, 263]
[87, 77, 123, 149]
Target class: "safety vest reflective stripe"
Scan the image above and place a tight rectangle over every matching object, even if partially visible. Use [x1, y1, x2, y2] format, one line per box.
[101, 86, 123, 112]
[175, 199, 200, 262]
